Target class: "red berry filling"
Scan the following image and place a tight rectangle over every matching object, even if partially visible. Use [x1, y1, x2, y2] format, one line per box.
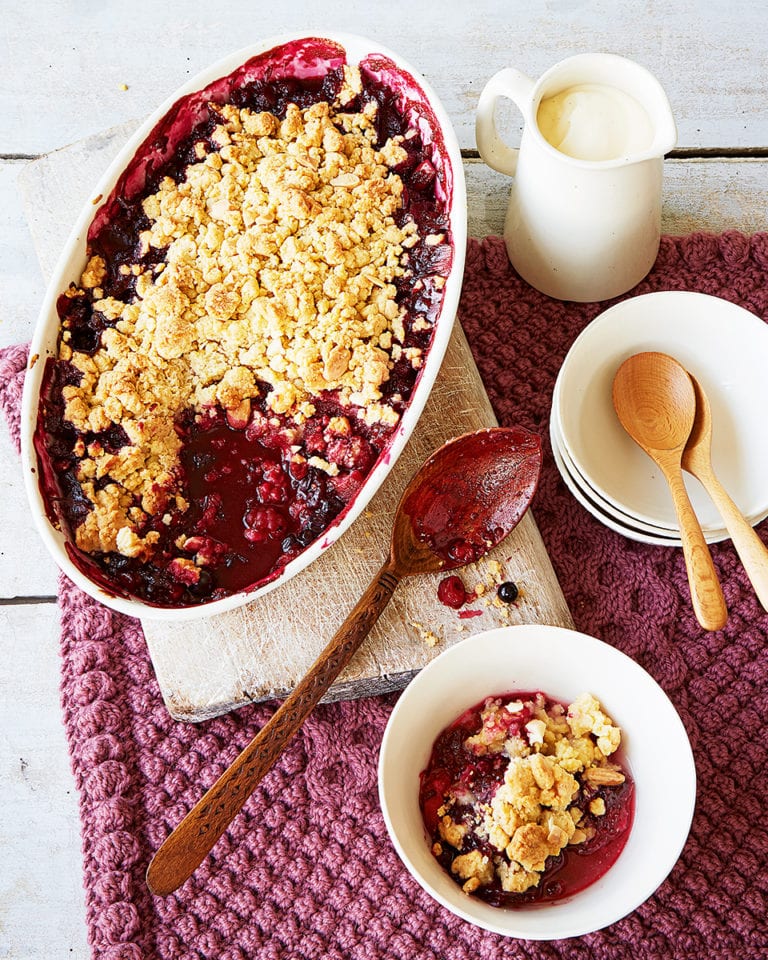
[419, 691, 634, 906]
[437, 575, 471, 609]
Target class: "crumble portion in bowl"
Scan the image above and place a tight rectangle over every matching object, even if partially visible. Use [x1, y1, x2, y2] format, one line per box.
[419, 692, 634, 906]
[35, 46, 454, 607]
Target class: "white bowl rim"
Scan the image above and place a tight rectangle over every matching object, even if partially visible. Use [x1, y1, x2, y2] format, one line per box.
[549, 382, 749, 546]
[549, 412, 688, 547]
[19, 31, 467, 621]
[555, 290, 768, 531]
[378, 624, 697, 940]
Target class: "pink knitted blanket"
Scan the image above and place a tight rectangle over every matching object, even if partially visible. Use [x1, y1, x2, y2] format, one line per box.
[2, 232, 768, 960]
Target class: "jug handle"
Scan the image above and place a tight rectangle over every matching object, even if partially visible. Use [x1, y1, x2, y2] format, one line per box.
[475, 68, 535, 177]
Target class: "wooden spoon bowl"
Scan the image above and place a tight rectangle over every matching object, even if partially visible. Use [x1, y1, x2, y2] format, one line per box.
[612, 351, 727, 631]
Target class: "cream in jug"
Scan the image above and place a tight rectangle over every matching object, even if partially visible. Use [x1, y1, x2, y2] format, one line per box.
[537, 83, 655, 161]
[475, 54, 677, 302]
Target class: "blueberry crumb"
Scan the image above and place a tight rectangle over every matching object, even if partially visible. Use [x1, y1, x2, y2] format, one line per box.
[497, 581, 519, 603]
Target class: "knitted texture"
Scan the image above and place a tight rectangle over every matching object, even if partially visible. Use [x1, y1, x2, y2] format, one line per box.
[3, 232, 768, 960]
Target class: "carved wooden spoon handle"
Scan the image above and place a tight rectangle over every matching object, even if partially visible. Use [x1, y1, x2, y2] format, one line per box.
[692, 465, 768, 611]
[146, 560, 401, 896]
[663, 459, 727, 631]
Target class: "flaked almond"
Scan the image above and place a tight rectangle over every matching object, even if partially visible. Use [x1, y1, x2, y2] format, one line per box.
[330, 172, 360, 188]
[225, 398, 251, 429]
[323, 344, 351, 381]
[583, 765, 626, 786]
[570, 826, 595, 844]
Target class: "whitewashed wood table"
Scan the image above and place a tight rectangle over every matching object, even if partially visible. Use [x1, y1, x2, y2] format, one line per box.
[1, 3, 767, 956]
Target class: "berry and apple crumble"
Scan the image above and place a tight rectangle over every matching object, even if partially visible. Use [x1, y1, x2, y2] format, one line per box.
[419, 692, 634, 905]
[34, 40, 455, 606]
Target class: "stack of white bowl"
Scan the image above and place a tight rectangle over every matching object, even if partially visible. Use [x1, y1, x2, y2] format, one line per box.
[550, 291, 768, 546]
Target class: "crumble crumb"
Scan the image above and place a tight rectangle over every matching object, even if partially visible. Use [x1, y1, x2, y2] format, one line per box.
[411, 620, 441, 647]
[450, 850, 494, 893]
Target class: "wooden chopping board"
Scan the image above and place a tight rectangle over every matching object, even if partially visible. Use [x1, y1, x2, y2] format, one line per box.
[19, 123, 573, 722]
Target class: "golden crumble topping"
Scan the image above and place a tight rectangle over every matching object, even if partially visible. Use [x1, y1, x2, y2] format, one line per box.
[450, 850, 494, 893]
[58, 71, 426, 557]
[430, 693, 626, 897]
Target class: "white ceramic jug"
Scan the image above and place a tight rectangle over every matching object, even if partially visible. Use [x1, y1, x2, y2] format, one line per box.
[476, 54, 677, 302]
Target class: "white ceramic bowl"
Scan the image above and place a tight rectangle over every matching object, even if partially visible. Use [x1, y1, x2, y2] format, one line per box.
[550, 383, 730, 546]
[555, 291, 768, 532]
[378, 625, 696, 940]
[20, 33, 467, 620]
[550, 412, 688, 547]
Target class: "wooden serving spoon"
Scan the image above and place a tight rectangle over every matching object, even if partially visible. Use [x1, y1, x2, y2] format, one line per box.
[146, 426, 543, 896]
[612, 351, 727, 631]
[682, 374, 768, 612]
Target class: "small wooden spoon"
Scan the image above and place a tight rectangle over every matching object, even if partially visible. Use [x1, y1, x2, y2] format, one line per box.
[612, 351, 727, 631]
[682, 374, 768, 612]
[146, 426, 542, 897]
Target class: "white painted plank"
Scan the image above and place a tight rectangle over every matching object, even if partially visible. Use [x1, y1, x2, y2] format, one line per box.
[0, 161, 47, 351]
[663, 158, 768, 235]
[0, 603, 90, 960]
[0, 158, 61, 597]
[1, 0, 768, 155]
[0, 427, 59, 597]
[465, 156, 768, 238]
